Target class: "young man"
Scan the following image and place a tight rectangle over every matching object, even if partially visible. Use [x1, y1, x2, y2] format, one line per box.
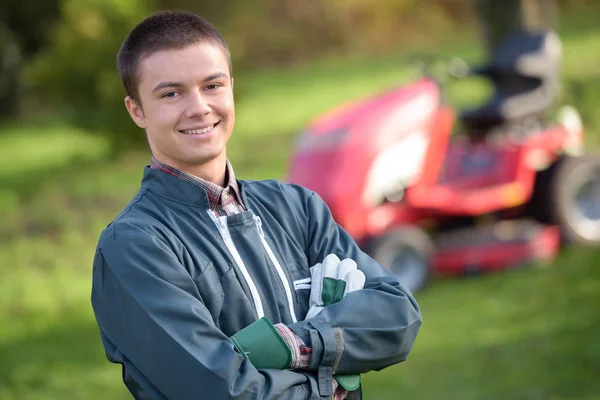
[91, 10, 422, 400]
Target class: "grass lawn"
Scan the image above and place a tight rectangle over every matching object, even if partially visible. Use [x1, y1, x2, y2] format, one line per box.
[363, 246, 600, 399]
[1, 7, 600, 400]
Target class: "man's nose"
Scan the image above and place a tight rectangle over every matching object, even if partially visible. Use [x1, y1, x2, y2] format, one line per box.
[185, 91, 211, 118]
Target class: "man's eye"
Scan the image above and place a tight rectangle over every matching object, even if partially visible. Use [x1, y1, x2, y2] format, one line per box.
[162, 91, 179, 98]
[205, 84, 221, 90]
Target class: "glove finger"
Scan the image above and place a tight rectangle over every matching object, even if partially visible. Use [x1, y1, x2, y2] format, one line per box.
[322, 254, 341, 278]
[336, 258, 358, 280]
[311, 256, 341, 307]
[310, 262, 323, 281]
[321, 254, 341, 305]
[343, 269, 366, 297]
[309, 263, 323, 307]
[331, 259, 358, 302]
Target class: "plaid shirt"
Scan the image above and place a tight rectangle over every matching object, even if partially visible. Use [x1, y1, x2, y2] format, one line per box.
[149, 157, 316, 371]
[150, 156, 245, 217]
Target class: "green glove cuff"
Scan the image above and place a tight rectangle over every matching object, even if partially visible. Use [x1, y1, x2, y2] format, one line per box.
[230, 316, 292, 370]
[334, 374, 361, 391]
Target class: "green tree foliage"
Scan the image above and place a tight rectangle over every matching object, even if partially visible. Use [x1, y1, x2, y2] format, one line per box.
[15, 0, 596, 152]
[223, 0, 474, 68]
[25, 0, 156, 151]
[0, 25, 21, 118]
[0, 0, 60, 117]
[21, 0, 476, 153]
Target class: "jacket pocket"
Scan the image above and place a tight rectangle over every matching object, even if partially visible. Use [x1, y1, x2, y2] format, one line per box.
[192, 261, 225, 326]
[218, 265, 256, 336]
[293, 277, 312, 291]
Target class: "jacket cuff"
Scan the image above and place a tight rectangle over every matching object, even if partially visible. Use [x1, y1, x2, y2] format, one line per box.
[290, 316, 344, 397]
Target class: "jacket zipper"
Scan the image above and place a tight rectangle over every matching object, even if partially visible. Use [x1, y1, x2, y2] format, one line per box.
[207, 210, 264, 319]
[253, 215, 298, 323]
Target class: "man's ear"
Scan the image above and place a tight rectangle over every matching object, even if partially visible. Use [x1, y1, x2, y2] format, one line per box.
[124, 96, 146, 129]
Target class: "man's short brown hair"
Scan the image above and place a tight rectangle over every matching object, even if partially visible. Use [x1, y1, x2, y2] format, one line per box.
[117, 10, 231, 104]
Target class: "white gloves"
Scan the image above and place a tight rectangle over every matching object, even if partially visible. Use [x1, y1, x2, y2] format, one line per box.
[305, 254, 366, 320]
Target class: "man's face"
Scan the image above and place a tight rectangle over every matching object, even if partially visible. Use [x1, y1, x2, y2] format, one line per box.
[126, 42, 235, 174]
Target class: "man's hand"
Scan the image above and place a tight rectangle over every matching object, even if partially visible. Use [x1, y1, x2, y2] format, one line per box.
[304, 254, 365, 398]
[305, 254, 366, 320]
[230, 254, 365, 398]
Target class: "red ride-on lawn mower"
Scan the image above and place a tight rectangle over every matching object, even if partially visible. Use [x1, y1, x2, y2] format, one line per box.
[286, 29, 600, 293]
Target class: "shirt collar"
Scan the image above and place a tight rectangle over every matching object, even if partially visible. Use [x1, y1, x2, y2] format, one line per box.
[149, 156, 243, 207]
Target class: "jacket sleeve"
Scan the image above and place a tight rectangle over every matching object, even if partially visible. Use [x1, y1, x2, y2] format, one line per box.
[287, 191, 423, 377]
[91, 227, 327, 400]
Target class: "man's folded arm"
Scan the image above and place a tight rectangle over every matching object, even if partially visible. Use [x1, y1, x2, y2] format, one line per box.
[91, 228, 326, 400]
[287, 191, 423, 376]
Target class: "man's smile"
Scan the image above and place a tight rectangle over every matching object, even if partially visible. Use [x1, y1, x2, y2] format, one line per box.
[179, 121, 220, 135]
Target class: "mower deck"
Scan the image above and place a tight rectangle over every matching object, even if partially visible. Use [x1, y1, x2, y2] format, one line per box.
[432, 219, 561, 276]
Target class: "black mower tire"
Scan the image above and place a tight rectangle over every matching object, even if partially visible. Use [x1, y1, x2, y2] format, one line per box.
[530, 155, 600, 246]
[367, 226, 434, 294]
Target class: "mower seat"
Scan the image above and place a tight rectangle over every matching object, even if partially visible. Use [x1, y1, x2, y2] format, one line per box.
[460, 29, 562, 132]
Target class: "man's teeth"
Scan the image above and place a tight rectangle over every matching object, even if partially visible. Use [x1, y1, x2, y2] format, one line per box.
[181, 125, 215, 135]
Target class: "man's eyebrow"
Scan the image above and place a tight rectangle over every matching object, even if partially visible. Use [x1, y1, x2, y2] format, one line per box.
[151, 72, 229, 93]
[152, 81, 182, 93]
[203, 72, 229, 82]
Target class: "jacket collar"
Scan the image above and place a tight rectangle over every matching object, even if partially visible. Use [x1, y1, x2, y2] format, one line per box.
[141, 166, 213, 207]
[149, 156, 244, 209]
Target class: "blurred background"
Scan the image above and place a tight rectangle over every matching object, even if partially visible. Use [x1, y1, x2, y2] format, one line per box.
[1, 0, 599, 399]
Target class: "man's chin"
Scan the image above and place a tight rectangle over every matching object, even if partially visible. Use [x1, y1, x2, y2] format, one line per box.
[181, 153, 225, 167]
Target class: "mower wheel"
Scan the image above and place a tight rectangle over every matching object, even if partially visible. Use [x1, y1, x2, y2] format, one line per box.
[367, 226, 434, 293]
[530, 155, 600, 246]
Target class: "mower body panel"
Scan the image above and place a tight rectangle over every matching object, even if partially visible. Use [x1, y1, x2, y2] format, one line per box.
[286, 76, 582, 280]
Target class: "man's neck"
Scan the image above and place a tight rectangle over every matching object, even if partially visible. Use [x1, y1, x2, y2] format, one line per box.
[185, 162, 227, 187]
